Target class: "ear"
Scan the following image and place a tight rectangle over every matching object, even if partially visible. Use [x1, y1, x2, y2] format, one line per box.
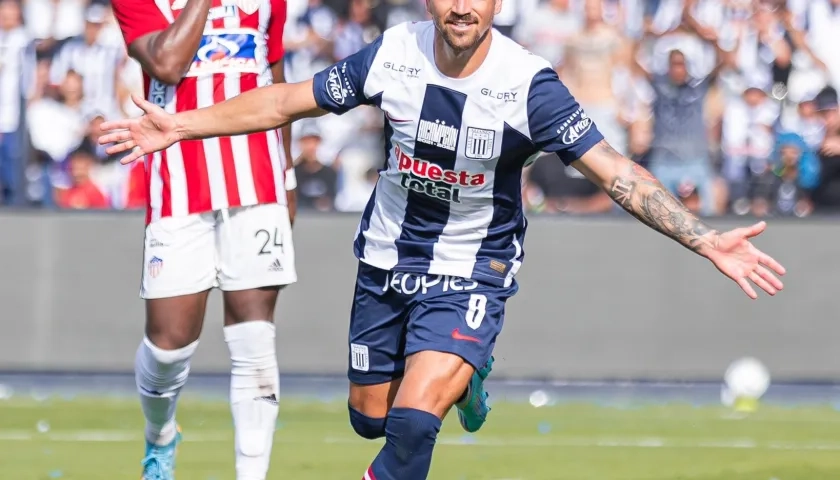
[495, 0, 503, 15]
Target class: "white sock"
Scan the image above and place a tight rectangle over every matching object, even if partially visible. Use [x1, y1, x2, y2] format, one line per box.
[224, 321, 280, 480]
[135, 337, 198, 446]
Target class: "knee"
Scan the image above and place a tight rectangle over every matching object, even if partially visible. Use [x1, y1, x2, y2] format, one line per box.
[135, 337, 199, 393]
[348, 404, 387, 440]
[384, 407, 440, 450]
[224, 321, 277, 370]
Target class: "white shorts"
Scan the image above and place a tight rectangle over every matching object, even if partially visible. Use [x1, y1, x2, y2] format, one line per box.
[140, 203, 297, 299]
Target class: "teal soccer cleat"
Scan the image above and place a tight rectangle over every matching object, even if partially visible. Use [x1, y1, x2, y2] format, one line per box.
[456, 356, 494, 433]
[141, 427, 182, 480]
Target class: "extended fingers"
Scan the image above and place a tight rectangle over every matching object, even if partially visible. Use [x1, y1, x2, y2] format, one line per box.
[749, 270, 777, 296]
[758, 250, 786, 276]
[736, 276, 758, 300]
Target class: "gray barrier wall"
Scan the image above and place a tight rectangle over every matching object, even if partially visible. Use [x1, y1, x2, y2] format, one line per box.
[0, 212, 836, 380]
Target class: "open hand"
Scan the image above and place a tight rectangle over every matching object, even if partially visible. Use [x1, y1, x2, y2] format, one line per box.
[98, 94, 180, 165]
[706, 221, 786, 299]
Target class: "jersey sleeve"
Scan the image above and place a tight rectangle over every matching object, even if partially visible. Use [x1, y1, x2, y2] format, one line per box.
[527, 68, 604, 165]
[266, 0, 287, 65]
[312, 35, 383, 115]
[111, 0, 171, 48]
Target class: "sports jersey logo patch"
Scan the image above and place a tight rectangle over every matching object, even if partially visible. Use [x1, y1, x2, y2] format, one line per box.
[416, 119, 457, 151]
[188, 31, 259, 76]
[465, 127, 495, 160]
[395, 145, 485, 203]
[326, 66, 346, 105]
[557, 108, 592, 145]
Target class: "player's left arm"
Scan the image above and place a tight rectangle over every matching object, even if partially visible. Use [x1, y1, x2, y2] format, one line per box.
[571, 140, 718, 253]
[267, 0, 296, 225]
[528, 67, 786, 298]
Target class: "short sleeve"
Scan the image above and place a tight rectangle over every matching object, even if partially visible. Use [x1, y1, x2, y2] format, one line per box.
[527, 68, 604, 165]
[266, 0, 287, 65]
[111, 0, 171, 48]
[312, 35, 383, 115]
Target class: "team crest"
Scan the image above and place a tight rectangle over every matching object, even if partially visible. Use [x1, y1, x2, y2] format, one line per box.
[236, 0, 260, 14]
[148, 257, 163, 278]
[465, 127, 495, 160]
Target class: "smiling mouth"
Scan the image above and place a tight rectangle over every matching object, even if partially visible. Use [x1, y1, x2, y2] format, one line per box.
[447, 19, 476, 31]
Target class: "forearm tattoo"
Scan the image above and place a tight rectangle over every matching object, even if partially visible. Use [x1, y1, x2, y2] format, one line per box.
[595, 141, 719, 253]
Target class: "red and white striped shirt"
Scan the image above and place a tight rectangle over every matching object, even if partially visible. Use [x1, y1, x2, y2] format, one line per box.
[112, 0, 287, 224]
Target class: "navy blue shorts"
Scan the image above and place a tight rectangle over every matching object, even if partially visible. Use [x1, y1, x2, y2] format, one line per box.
[347, 262, 518, 385]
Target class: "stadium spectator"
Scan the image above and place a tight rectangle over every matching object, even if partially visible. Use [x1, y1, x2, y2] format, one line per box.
[54, 148, 109, 209]
[27, 70, 86, 164]
[813, 86, 840, 210]
[636, 46, 729, 216]
[721, 79, 779, 213]
[750, 131, 818, 217]
[294, 122, 337, 211]
[49, 4, 126, 121]
[512, 0, 580, 69]
[0, 0, 30, 205]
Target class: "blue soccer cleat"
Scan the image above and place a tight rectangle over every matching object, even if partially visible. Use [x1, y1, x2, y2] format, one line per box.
[141, 427, 182, 480]
[456, 356, 494, 433]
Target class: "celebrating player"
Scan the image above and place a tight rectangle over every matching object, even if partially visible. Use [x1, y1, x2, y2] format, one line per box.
[109, 0, 295, 479]
[101, 0, 786, 478]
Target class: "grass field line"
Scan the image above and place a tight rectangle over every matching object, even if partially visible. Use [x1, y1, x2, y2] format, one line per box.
[3, 430, 840, 451]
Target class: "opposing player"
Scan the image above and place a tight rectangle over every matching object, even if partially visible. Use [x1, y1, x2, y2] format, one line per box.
[101, 0, 786, 478]
[109, 0, 296, 479]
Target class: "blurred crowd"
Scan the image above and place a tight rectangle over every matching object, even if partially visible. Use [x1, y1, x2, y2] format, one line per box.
[1, 0, 840, 217]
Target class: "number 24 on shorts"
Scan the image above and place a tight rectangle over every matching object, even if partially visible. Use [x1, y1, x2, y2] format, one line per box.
[465, 294, 486, 330]
[256, 228, 284, 256]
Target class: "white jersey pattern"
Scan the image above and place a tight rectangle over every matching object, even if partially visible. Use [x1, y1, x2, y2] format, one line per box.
[313, 21, 603, 287]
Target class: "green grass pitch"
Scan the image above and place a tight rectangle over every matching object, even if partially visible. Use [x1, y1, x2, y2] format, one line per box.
[2, 396, 840, 479]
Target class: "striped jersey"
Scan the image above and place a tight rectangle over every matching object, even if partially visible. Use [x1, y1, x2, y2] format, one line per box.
[112, 0, 288, 224]
[312, 21, 603, 287]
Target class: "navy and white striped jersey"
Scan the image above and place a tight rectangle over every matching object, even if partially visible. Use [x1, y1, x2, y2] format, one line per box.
[312, 21, 603, 287]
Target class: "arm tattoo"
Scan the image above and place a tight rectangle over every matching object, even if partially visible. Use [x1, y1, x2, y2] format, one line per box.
[597, 141, 719, 253]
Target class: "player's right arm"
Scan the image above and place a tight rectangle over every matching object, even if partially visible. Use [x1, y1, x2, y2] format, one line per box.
[100, 36, 385, 164]
[111, 0, 211, 85]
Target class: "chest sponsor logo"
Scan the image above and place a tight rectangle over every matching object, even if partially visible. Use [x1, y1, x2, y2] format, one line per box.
[465, 127, 495, 160]
[417, 119, 458, 152]
[188, 31, 259, 76]
[395, 145, 485, 203]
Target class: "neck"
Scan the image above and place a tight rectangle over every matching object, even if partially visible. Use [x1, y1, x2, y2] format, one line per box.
[433, 30, 492, 79]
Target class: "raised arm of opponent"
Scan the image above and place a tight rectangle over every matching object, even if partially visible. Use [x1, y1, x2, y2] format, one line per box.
[571, 140, 786, 300]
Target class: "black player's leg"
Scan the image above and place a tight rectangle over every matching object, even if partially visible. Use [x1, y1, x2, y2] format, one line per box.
[217, 203, 296, 480]
[137, 212, 218, 479]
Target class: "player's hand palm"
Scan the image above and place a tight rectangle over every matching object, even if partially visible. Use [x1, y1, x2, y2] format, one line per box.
[98, 94, 180, 165]
[707, 221, 786, 299]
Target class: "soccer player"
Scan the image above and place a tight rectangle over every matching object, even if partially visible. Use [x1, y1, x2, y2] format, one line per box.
[109, 0, 295, 479]
[100, 1, 787, 478]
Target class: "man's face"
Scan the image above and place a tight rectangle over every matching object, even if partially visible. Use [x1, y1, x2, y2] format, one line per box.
[668, 51, 688, 85]
[0, 1, 21, 31]
[427, 0, 500, 54]
[820, 107, 840, 131]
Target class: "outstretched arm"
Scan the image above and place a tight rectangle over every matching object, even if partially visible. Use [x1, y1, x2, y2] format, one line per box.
[175, 80, 324, 141]
[571, 140, 786, 298]
[572, 140, 719, 255]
